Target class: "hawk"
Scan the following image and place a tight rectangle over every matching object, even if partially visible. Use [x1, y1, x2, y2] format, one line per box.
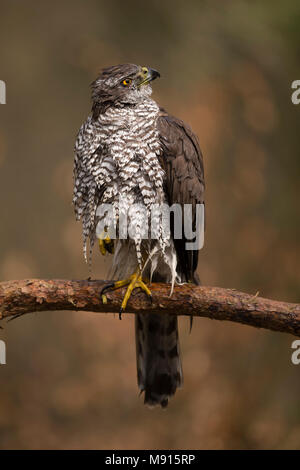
[73, 64, 205, 407]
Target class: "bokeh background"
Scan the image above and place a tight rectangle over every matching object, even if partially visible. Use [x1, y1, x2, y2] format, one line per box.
[0, 0, 299, 449]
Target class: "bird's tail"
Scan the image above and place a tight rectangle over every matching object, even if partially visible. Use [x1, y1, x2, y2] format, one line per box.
[111, 240, 183, 407]
[135, 312, 183, 408]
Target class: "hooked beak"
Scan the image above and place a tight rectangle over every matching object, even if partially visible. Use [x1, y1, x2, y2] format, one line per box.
[139, 68, 160, 86]
[147, 68, 160, 82]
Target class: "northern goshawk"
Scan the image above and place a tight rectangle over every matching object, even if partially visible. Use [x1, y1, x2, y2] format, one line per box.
[73, 64, 205, 407]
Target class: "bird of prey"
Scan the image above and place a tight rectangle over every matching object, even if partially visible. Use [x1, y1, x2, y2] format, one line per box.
[73, 64, 205, 407]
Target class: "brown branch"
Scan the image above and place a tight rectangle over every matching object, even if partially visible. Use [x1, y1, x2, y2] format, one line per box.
[0, 279, 299, 337]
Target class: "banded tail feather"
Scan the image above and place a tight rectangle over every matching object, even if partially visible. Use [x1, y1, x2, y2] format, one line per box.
[135, 313, 183, 408]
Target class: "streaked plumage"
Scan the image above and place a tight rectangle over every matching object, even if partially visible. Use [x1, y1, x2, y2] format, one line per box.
[73, 64, 205, 407]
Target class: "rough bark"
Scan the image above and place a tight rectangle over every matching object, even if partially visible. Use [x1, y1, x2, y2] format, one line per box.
[0, 279, 299, 337]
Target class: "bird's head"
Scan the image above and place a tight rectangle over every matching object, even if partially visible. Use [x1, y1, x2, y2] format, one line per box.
[91, 63, 160, 118]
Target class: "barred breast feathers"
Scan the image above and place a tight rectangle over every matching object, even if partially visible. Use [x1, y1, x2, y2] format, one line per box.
[73, 98, 173, 272]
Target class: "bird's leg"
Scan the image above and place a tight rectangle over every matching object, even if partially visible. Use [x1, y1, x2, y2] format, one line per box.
[100, 269, 152, 319]
[98, 229, 114, 255]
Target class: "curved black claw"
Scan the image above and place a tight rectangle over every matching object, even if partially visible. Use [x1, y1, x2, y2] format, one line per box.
[119, 308, 123, 320]
[100, 282, 116, 306]
[100, 282, 115, 297]
[189, 315, 193, 333]
[105, 240, 114, 254]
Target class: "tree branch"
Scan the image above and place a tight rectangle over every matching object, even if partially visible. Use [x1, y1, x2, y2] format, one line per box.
[0, 279, 299, 337]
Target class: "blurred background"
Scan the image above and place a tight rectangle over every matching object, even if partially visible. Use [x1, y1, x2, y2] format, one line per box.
[0, 0, 299, 450]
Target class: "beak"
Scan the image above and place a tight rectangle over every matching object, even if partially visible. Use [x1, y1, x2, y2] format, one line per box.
[148, 68, 160, 82]
[139, 67, 160, 86]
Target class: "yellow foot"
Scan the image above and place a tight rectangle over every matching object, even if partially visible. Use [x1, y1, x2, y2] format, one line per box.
[98, 231, 114, 255]
[100, 272, 152, 319]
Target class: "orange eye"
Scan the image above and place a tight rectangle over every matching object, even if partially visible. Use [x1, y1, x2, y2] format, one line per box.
[122, 78, 132, 86]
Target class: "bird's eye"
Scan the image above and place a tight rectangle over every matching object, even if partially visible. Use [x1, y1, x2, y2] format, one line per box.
[122, 78, 132, 86]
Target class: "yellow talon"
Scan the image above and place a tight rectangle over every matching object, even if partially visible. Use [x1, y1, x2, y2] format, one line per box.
[98, 231, 114, 256]
[99, 238, 106, 256]
[100, 270, 152, 319]
[120, 273, 152, 316]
